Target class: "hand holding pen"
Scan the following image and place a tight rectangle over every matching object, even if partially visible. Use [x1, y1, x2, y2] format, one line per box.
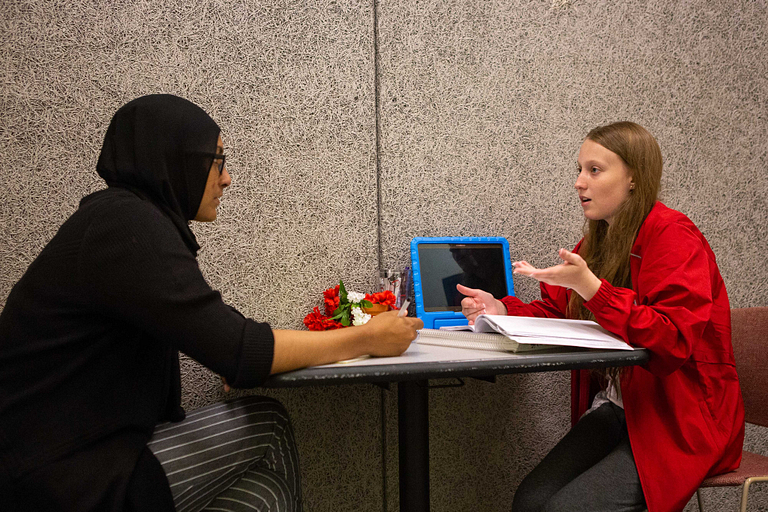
[363, 299, 422, 357]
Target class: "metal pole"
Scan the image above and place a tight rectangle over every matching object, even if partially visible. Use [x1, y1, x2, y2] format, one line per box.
[398, 380, 429, 512]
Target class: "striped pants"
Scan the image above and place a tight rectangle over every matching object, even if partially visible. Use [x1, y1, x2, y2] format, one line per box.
[148, 396, 303, 512]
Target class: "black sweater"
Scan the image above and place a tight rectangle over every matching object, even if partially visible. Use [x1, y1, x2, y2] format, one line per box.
[0, 188, 274, 508]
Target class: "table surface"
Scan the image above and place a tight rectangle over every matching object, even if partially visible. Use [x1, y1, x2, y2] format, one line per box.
[261, 339, 649, 512]
[263, 341, 649, 387]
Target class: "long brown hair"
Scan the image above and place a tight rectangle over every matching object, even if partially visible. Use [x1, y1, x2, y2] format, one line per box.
[568, 122, 663, 381]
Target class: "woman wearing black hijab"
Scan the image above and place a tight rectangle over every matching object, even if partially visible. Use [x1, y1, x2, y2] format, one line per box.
[0, 95, 422, 511]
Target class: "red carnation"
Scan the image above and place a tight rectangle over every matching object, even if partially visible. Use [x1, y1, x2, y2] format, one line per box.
[323, 285, 341, 316]
[303, 307, 343, 331]
[364, 290, 396, 307]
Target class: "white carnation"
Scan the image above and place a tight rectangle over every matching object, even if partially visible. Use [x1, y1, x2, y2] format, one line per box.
[351, 306, 371, 326]
[346, 291, 366, 304]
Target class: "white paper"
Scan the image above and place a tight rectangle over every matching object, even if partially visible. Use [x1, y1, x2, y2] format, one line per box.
[320, 341, 527, 368]
[441, 315, 633, 350]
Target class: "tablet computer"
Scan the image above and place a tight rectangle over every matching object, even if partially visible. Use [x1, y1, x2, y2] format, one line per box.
[410, 237, 515, 329]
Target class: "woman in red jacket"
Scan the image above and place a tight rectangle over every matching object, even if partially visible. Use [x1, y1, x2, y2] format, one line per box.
[459, 121, 744, 512]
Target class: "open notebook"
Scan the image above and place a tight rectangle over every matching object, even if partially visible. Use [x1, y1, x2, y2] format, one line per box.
[417, 314, 633, 352]
[416, 329, 549, 353]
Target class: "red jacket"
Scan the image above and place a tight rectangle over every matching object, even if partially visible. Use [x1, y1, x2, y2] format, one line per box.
[501, 202, 744, 512]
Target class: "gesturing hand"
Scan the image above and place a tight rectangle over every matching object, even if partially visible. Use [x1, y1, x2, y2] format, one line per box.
[513, 248, 602, 301]
[456, 283, 506, 325]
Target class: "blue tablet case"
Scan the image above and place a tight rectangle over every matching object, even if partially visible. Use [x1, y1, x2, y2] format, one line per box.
[410, 237, 515, 329]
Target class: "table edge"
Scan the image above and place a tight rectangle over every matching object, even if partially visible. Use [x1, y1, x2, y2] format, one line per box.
[262, 348, 648, 388]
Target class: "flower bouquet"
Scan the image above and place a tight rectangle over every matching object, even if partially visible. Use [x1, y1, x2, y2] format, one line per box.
[303, 280, 396, 331]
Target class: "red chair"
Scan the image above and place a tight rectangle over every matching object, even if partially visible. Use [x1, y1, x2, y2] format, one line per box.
[697, 307, 768, 512]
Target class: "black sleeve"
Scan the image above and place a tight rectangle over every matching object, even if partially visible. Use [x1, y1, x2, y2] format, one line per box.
[78, 200, 273, 388]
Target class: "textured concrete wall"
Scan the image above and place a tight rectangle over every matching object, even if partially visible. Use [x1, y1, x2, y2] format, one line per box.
[1, 1, 386, 510]
[377, 1, 767, 510]
[1, 0, 767, 511]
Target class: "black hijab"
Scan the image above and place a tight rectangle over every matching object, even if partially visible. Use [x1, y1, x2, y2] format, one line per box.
[96, 94, 221, 254]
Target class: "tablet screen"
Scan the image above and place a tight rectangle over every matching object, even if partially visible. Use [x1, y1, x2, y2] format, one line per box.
[417, 243, 509, 312]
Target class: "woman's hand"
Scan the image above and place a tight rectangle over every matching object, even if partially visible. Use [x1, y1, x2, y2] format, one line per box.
[513, 248, 602, 301]
[271, 312, 423, 375]
[362, 311, 423, 357]
[457, 283, 507, 325]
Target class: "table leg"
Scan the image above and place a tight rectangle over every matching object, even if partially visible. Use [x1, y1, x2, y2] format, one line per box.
[398, 380, 429, 512]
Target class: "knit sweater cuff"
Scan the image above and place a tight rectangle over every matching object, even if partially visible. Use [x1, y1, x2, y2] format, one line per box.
[234, 320, 275, 388]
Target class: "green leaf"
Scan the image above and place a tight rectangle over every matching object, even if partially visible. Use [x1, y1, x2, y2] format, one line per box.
[331, 303, 350, 320]
[361, 300, 373, 308]
[341, 310, 350, 326]
[339, 280, 348, 303]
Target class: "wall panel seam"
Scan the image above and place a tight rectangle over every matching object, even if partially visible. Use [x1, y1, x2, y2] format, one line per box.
[374, 0, 383, 273]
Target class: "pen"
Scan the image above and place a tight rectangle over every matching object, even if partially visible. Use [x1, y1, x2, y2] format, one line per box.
[397, 299, 410, 317]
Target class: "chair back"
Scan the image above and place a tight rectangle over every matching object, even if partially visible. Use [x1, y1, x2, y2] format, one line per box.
[731, 307, 768, 427]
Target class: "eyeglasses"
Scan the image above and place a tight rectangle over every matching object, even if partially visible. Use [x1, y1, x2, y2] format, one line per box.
[210, 154, 226, 175]
[199, 152, 226, 175]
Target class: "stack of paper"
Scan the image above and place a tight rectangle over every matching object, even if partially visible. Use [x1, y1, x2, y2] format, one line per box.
[432, 314, 633, 351]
